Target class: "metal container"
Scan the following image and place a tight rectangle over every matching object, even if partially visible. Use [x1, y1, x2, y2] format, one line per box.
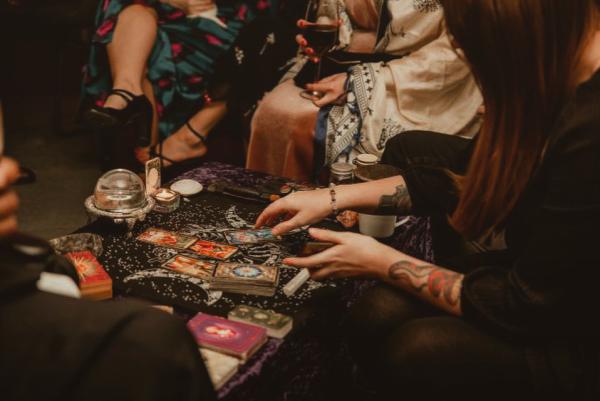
[330, 162, 355, 185]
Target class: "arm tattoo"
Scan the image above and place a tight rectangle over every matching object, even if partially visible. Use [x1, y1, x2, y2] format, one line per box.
[388, 261, 462, 308]
[377, 185, 413, 215]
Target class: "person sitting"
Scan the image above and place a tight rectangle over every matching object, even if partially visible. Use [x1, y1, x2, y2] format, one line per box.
[81, 0, 274, 169]
[255, 0, 600, 399]
[0, 157, 215, 401]
[246, 0, 483, 182]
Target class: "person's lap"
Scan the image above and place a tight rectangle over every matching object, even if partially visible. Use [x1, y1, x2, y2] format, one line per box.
[346, 284, 533, 401]
[247, 79, 319, 181]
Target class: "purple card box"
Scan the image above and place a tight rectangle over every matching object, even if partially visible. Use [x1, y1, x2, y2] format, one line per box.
[187, 313, 267, 356]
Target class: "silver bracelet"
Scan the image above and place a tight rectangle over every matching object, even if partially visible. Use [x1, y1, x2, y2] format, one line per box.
[329, 183, 339, 216]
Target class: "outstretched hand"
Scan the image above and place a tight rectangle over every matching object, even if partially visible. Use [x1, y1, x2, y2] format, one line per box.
[255, 189, 332, 235]
[283, 228, 394, 281]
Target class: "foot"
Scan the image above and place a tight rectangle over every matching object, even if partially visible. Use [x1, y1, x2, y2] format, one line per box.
[103, 83, 144, 110]
[136, 123, 208, 166]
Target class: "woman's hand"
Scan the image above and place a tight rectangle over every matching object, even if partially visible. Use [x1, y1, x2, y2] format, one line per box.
[283, 228, 396, 281]
[0, 157, 20, 237]
[162, 0, 215, 15]
[255, 189, 332, 235]
[306, 73, 347, 107]
[295, 18, 342, 62]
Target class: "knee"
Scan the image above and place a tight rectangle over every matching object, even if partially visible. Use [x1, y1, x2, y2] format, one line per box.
[378, 317, 464, 396]
[119, 4, 158, 21]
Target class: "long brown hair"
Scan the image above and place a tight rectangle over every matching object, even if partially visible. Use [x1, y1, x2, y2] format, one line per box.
[439, 0, 597, 239]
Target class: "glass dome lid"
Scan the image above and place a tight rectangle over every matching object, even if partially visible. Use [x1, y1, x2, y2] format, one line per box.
[93, 169, 146, 212]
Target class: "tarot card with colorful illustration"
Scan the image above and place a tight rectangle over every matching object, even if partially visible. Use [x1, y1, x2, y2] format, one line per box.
[187, 313, 267, 361]
[65, 250, 113, 300]
[228, 305, 293, 338]
[137, 228, 196, 250]
[65, 250, 111, 289]
[224, 229, 281, 245]
[213, 263, 279, 285]
[188, 240, 238, 260]
[162, 255, 216, 280]
[145, 157, 161, 196]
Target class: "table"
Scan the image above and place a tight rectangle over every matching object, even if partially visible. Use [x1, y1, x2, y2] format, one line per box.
[80, 162, 434, 401]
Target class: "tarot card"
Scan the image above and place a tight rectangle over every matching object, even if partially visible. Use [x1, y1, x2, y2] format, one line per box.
[145, 157, 161, 196]
[65, 250, 111, 289]
[188, 240, 238, 261]
[162, 255, 216, 280]
[187, 313, 267, 361]
[213, 263, 279, 285]
[228, 305, 293, 338]
[137, 228, 196, 250]
[224, 229, 281, 245]
[199, 348, 240, 390]
[299, 241, 335, 256]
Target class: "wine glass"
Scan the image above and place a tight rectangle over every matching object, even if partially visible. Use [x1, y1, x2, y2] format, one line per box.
[299, 0, 340, 101]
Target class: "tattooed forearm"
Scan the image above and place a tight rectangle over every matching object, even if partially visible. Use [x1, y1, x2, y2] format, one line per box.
[377, 185, 413, 215]
[388, 260, 463, 313]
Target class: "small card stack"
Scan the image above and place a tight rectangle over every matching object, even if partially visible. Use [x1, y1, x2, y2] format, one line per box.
[210, 263, 280, 297]
[228, 305, 293, 339]
[187, 313, 267, 362]
[65, 250, 113, 300]
[199, 348, 240, 390]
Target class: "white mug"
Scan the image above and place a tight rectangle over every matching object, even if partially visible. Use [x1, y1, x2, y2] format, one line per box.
[358, 214, 409, 238]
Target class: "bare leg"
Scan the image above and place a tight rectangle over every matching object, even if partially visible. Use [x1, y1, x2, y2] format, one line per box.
[136, 101, 227, 165]
[104, 5, 158, 110]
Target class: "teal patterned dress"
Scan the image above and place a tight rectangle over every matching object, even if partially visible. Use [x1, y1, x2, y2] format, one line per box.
[82, 0, 275, 140]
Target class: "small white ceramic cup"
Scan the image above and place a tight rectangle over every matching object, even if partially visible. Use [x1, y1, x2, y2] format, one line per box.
[358, 214, 409, 238]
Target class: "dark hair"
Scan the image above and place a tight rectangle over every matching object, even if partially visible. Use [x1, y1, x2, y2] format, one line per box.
[439, 0, 597, 239]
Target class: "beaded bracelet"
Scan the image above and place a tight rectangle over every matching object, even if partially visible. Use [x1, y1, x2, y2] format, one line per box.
[329, 183, 339, 216]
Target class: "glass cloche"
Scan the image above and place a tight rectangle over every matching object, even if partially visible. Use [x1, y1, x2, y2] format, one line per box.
[93, 169, 146, 213]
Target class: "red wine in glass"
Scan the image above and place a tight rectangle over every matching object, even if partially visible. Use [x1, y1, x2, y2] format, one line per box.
[300, 0, 340, 101]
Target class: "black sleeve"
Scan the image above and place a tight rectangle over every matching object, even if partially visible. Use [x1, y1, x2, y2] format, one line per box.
[380, 131, 474, 216]
[69, 308, 216, 401]
[460, 96, 600, 339]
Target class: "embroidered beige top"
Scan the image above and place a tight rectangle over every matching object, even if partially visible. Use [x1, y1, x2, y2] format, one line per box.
[247, 0, 482, 181]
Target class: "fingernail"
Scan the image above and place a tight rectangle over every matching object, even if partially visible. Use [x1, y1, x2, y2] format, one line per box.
[300, 39, 307, 46]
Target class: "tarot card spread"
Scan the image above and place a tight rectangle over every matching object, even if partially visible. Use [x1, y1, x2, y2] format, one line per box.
[224, 229, 282, 245]
[189, 239, 238, 261]
[162, 255, 216, 280]
[137, 228, 196, 250]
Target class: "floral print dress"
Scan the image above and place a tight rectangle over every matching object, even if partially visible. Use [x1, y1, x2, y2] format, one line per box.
[82, 0, 275, 140]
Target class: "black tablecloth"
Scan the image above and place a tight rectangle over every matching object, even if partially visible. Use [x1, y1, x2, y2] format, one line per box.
[79, 162, 434, 401]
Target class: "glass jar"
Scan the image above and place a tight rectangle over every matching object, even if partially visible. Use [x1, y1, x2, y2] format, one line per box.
[330, 162, 355, 185]
[354, 153, 379, 168]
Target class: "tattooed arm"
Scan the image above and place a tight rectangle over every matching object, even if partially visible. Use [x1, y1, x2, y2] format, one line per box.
[386, 259, 463, 315]
[282, 228, 463, 315]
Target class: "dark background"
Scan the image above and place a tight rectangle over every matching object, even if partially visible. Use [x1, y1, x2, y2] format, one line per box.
[1, 0, 103, 238]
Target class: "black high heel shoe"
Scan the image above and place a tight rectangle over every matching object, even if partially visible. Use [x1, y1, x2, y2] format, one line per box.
[149, 120, 208, 180]
[82, 89, 153, 148]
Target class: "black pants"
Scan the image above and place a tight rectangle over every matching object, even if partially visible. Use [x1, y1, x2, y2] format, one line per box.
[346, 132, 534, 400]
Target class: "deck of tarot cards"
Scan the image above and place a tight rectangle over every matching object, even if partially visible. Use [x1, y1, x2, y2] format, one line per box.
[210, 263, 280, 297]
